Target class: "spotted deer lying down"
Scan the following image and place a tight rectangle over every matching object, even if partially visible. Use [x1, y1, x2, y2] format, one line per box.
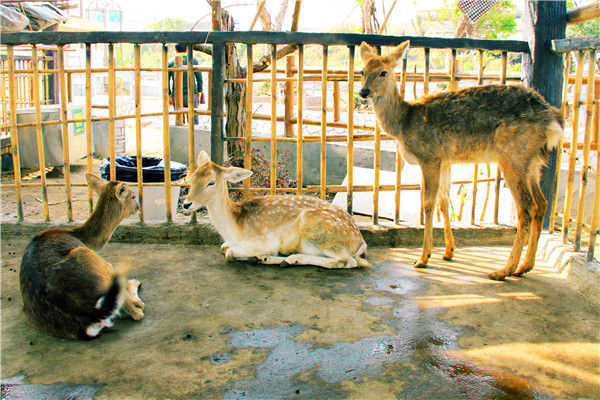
[359, 40, 563, 280]
[19, 173, 144, 339]
[183, 151, 370, 268]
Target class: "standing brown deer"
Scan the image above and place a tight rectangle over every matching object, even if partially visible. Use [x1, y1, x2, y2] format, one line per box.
[359, 41, 563, 280]
[19, 172, 144, 339]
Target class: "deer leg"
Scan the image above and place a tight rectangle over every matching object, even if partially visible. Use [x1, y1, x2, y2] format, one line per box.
[122, 279, 144, 321]
[514, 176, 547, 276]
[220, 242, 230, 255]
[415, 163, 441, 268]
[283, 253, 354, 269]
[489, 165, 533, 280]
[438, 165, 455, 261]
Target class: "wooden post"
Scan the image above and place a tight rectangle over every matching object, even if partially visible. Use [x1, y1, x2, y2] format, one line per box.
[270, 44, 278, 194]
[333, 80, 340, 122]
[58, 45, 73, 221]
[297, 45, 304, 195]
[85, 44, 93, 216]
[162, 44, 173, 223]
[320, 45, 328, 200]
[108, 43, 116, 181]
[7, 46, 23, 222]
[175, 54, 184, 126]
[284, 55, 295, 137]
[32, 46, 50, 222]
[134, 44, 144, 222]
[244, 44, 253, 198]
[210, 41, 225, 165]
[522, 0, 567, 228]
[347, 45, 354, 213]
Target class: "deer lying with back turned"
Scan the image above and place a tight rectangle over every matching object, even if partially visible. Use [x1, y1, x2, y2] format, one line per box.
[19, 172, 144, 339]
[359, 41, 563, 280]
[183, 151, 370, 269]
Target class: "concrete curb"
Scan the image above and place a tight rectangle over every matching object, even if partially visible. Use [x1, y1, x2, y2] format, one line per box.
[0, 220, 516, 247]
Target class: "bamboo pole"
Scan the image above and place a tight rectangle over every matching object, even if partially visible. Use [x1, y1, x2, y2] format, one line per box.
[394, 141, 402, 225]
[471, 50, 485, 225]
[187, 44, 197, 223]
[493, 51, 508, 225]
[563, 50, 585, 243]
[378, 0, 398, 34]
[85, 43, 93, 216]
[208, 70, 212, 112]
[297, 45, 304, 195]
[284, 55, 295, 137]
[550, 52, 571, 233]
[423, 48, 430, 95]
[134, 44, 144, 222]
[320, 45, 328, 200]
[270, 44, 277, 195]
[175, 55, 184, 126]
[373, 46, 381, 224]
[108, 43, 116, 180]
[333, 80, 340, 122]
[57, 45, 72, 221]
[347, 45, 354, 213]
[574, 50, 596, 251]
[588, 100, 600, 261]
[245, 44, 254, 198]
[249, 0, 267, 31]
[31, 46, 50, 222]
[162, 44, 173, 222]
[449, 48, 457, 91]
[7, 46, 23, 221]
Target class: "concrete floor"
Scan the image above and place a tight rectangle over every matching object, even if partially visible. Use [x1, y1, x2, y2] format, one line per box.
[1, 240, 599, 400]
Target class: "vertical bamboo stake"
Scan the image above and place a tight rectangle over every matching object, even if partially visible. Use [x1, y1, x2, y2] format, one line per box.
[31, 46, 50, 222]
[333, 80, 340, 122]
[134, 44, 144, 222]
[449, 48, 457, 91]
[270, 44, 277, 195]
[245, 44, 254, 198]
[7, 46, 23, 222]
[297, 45, 304, 195]
[187, 44, 197, 223]
[1, 60, 7, 128]
[373, 45, 382, 225]
[550, 52, 571, 232]
[162, 44, 173, 223]
[284, 55, 295, 137]
[85, 44, 93, 216]
[175, 55, 184, 126]
[563, 50, 585, 243]
[320, 45, 328, 200]
[493, 51, 508, 225]
[574, 50, 596, 251]
[57, 45, 72, 221]
[394, 141, 402, 225]
[588, 100, 599, 261]
[399, 55, 407, 97]
[347, 45, 354, 213]
[423, 48, 430, 95]
[108, 43, 116, 180]
[471, 50, 485, 225]
[67, 72, 72, 103]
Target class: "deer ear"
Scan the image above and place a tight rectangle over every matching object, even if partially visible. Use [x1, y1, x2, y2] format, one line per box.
[85, 172, 107, 195]
[196, 150, 210, 167]
[385, 40, 410, 65]
[360, 42, 376, 62]
[224, 167, 253, 183]
[115, 183, 130, 202]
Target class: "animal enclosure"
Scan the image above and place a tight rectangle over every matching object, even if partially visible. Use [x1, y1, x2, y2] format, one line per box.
[0, 31, 598, 261]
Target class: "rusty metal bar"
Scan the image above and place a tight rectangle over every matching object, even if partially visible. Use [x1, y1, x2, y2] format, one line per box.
[134, 44, 144, 222]
[85, 43, 93, 216]
[7, 46, 23, 221]
[563, 50, 585, 243]
[270, 44, 277, 195]
[31, 45, 50, 222]
[108, 43, 116, 180]
[175, 54, 184, 126]
[162, 44, 173, 222]
[57, 45, 72, 221]
[297, 44, 304, 195]
[574, 50, 596, 251]
[347, 45, 354, 213]
[320, 45, 328, 200]
[373, 45, 382, 224]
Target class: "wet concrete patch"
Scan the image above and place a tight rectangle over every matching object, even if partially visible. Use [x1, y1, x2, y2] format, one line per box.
[1, 375, 101, 400]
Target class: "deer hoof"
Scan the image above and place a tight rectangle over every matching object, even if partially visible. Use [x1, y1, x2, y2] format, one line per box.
[488, 271, 506, 281]
[413, 261, 428, 269]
